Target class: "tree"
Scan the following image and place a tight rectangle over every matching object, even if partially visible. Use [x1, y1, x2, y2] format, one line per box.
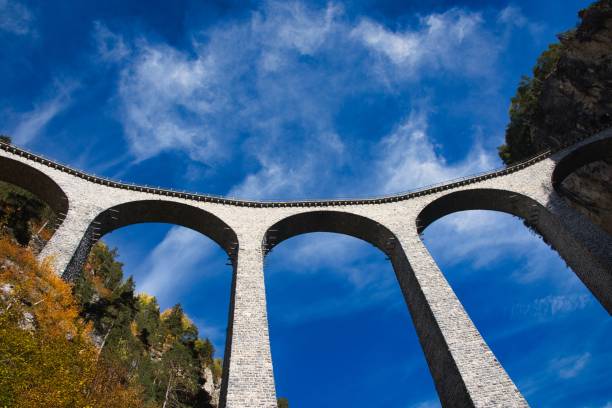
[195, 338, 215, 366]
[498, 43, 563, 164]
[0, 237, 145, 407]
[0, 189, 221, 407]
[278, 397, 290, 408]
[158, 343, 200, 408]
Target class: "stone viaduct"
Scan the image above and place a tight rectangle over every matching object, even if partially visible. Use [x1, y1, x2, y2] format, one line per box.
[0, 128, 610, 408]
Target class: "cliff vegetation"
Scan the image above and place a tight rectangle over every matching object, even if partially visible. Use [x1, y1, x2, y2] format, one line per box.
[0, 178, 222, 408]
[499, 0, 612, 233]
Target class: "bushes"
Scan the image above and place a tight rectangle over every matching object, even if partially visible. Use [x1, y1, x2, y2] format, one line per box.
[0, 183, 220, 407]
[498, 43, 563, 164]
[0, 238, 145, 407]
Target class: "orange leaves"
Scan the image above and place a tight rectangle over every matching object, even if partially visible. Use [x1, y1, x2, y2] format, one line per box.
[0, 237, 89, 340]
[0, 238, 146, 408]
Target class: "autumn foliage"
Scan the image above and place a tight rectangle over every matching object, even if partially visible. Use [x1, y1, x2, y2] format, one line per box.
[0, 180, 221, 407]
[0, 237, 146, 407]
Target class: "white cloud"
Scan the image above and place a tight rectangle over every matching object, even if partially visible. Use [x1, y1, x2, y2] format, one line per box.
[267, 233, 399, 324]
[497, 6, 544, 37]
[352, 9, 499, 79]
[137, 227, 222, 305]
[10, 82, 75, 145]
[116, 43, 228, 164]
[550, 352, 591, 379]
[375, 109, 494, 194]
[421, 207, 586, 291]
[423, 211, 532, 269]
[536, 294, 590, 316]
[0, 0, 33, 35]
[93, 21, 129, 62]
[511, 294, 591, 319]
[228, 132, 346, 199]
[253, 1, 342, 56]
[109, 1, 346, 168]
[100, 0, 523, 196]
[270, 233, 383, 288]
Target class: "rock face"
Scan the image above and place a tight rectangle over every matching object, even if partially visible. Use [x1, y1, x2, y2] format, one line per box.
[532, 2, 612, 150]
[504, 0, 612, 233]
[203, 365, 221, 407]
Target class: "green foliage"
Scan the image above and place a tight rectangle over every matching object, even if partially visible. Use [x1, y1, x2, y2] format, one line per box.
[76, 242, 220, 407]
[195, 338, 215, 367]
[278, 397, 290, 408]
[0, 183, 220, 407]
[0, 181, 55, 246]
[499, 43, 563, 164]
[0, 237, 145, 407]
[212, 358, 223, 383]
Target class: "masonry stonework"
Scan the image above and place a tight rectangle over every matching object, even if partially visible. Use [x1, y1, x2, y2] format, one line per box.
[1, 128, 610, 407]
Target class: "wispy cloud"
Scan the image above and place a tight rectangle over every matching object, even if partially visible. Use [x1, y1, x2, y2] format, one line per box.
[511, 294, 592, 319]
[550, 352, 591, 379]
[267, 233, 400, 324]
[10, 82, 76, 146]
[116, 43, 226, 164]
[93, 21, 129, 62]
[137, 227, 223, 305]
[352, 8, 496, 79]
[497, 5, 544, 38]
[97, 0, 526, 198]
[373, 109, 494, 194]
[423, 211, 534, 270]
[0, 0, 33, 35]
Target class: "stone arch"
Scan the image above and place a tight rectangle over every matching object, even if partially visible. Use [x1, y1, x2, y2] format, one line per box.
[264, 210, 397, 256]
[416, 188, 541, 234]
[552, 135, 612, 191]
[261, 209, 530, 407]
[62, 199, 237, 281]
[0, 155, 69, 219]
[417, 187, 611, 312]
[262, 211, 441, 401]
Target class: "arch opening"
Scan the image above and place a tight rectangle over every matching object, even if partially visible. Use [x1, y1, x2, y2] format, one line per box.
[92, 200, 237, 255]
[0, 156, 69, 217]
[416, 188, 541, 234]
[263, 211, 439, 407]
[551, 136, 612, 191]
[67, 201, 236, 407]
[551, 137, 612, 235]
[0, 157, 69, 248]
[264, 211, 396, 256]
[63, 199, 237, 283]
[419, 200, 612, 406]
[417, 188, 611, 311]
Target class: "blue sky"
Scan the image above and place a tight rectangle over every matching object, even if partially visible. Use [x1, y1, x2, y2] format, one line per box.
[1, 0, 610, 406]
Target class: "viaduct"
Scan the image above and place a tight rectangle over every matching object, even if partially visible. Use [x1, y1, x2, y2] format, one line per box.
[0, 128, 610, 407]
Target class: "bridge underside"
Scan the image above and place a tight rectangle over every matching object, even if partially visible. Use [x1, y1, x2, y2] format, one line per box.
[0, 128, 610, 407]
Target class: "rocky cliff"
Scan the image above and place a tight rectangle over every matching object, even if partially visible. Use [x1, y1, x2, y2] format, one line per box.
[499, 0, 612, 233]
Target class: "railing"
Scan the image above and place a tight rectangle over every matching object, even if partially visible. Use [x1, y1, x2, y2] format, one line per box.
[0, 126, 608, 208]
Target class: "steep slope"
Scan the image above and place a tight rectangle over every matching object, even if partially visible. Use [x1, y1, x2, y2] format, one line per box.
[0, 182, 222, 408]
[499, 0, 612, 233]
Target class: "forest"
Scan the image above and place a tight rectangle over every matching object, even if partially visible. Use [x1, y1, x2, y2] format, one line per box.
[0, 175, 223, 407]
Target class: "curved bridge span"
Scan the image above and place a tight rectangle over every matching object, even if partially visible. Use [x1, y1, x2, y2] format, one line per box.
[1, 128, 610, 408]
